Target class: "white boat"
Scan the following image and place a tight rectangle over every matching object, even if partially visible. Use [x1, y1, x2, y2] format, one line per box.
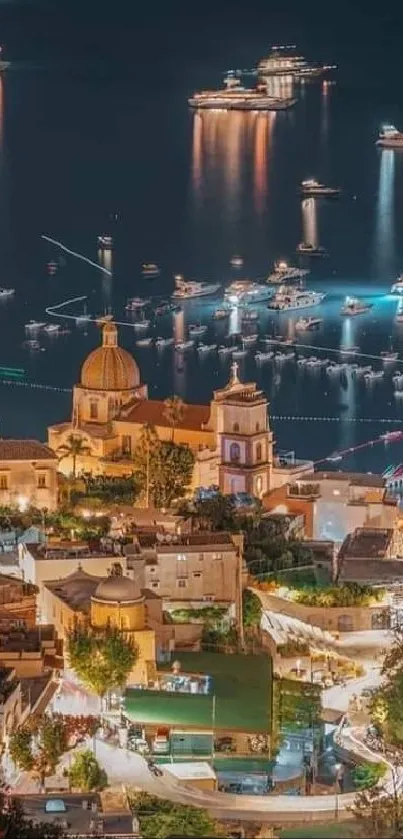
[172, 275, 220, 299]
[175, 340, 194, 351]
[43, 323, 61, 334]
[376, 125, 403, 149]
[189, 324, 207, 337]
[255, 351, 274, 362]
[295, 316, 323, 330]
[306, 357, 323, 368]
[225, 280, 273, 305]
[188, 74, 297, 111]
[394, 390, 403, 398]
[133, 320, 151, 330]
[391, 276, 403, 294]
[268, 286, 325, 311]
[126, 297, 151, 310]
[341, 297, 373, 316]
[218, 345, 233, 355]
[258, 46, 333, 79]
[0, 287, 14, 297]
[326, 363, 347, 374]
[300, 179, 340, 197]
[297, 357, 307, 366]
[142, 263, 160, 277]
[25, 320, 46, 330]
[353, 365, 372, 376]
[197, 343, 217, 353]
[297, 243, 328, 257]
[381, 350, 399, 362]
[136, 337, 153, 347]
[214, 308, 230, 320]
[231, 348, 248, 358]
[230, 255, 244, 268]
[242, 335, 259, 345]
[267, 260, 310, 284]
[327, 452, 343, 462]
[98, 234, 113, 249]
[156, 337, 174, 348]
[364, 370, 384, 381]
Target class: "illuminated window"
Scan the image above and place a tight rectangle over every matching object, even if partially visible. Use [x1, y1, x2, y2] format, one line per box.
[212, 553, 222, 560]
[256, 443, 262, 462]
[0, 476, 8, 490]
[37, 474, 46, 488]
[177, 553, 187, 562]
[90, 401, 98, 420]
[233, 422, 240, 432]
[230, 442, 241, 463]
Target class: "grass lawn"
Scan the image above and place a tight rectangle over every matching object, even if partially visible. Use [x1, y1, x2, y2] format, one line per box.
[125, 652, 272, 733]
[280, 821, 356, 838]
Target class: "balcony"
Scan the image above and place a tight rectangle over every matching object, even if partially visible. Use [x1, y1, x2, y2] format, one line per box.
[287, 482, 320, 500]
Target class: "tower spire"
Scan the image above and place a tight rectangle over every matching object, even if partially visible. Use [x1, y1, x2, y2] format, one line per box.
[229, 361, 240, 387]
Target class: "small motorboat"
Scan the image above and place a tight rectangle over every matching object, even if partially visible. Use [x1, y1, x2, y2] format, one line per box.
[326, 452, 343, 462]
[231, 348, 247, 358]
[295, 316, 323, 330]
[255, 351, 274, 362]
[381, 350, 399, 362]
[297, 243, 328, 257]
[364, 370, 384, 381]
[380, 430, 402, 441]
[43, 323, 61, 334]
[189, 323, 207, 337]
[136, 337, 153, 347]
[218, 345, 233, 355]
[175, 340, 194, 351]
[142, 263, 160, 277]
[98, 234, 113, 249]
[25, 320, 45, 330]
[197, 343, 217, 353]
[230, 255, 244, 268]
[47, 261, 58, 275]
[0, 287, 15, 297]
[242, 334, 259, 345]
[126, 297, 151, 310]
[155, 337, 174, 348]
[133, 319, 151, 330]
[22, 339, 41, 350]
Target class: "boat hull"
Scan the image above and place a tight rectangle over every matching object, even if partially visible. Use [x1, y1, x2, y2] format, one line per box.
[188, 97, 297, 111]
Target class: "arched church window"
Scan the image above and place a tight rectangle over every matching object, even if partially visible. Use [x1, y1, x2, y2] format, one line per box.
[230, 442, 241, 463]
[90, 401, 98, 420]
[233, 422, 240, 432]
[256, 443, 262, 462]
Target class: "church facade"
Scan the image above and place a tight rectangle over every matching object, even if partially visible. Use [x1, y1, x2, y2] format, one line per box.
[48, 322, 274, 498]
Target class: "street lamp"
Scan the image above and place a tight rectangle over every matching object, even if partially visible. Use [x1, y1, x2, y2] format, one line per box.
[334, 762, 343, 820]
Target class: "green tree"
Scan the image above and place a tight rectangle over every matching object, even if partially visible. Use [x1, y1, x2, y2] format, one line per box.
[153, 441, 194, 508]
[67, 625, 137, 704]
[352, 761, 387, 790]
[57, 433, 91, 478]
[9, 728, 34, 771]
[132, 423, 160, 506]
[368, 625, 403, 745]
[350, 777, 403, 837]
[40, 716, 68, 772]
[163, 395, 186, 443]
[242, 589, 262, 628]
[131, 792, 222, 838]
[192, 493, 238, 532]
[69, 749, 108, 791]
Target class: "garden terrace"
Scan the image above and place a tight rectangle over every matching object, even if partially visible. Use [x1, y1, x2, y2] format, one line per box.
[125, 652, 272, 734]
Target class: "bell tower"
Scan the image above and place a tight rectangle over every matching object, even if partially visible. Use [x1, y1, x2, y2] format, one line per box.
[214, 363, 273, 498]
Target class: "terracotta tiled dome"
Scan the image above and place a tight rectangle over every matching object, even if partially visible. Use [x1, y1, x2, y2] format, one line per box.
[93, 574, 143, 604]
[81, 323, 140, 391]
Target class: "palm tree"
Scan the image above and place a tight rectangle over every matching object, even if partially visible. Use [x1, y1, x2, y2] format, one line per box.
[57, 434, 91, 479]
[163, 395, 186, 443]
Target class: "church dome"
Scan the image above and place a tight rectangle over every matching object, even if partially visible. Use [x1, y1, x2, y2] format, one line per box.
[92, 573, 143, 604]
[81, 323, 141, 391]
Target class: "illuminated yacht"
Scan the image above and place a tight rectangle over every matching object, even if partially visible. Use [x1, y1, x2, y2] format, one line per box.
[267, 260, 310, 284]
[340, 297, 373, 316]
[258, 46, 335, 79]
[297, 243, 328, 257]
[224, 280, 273, 305]
[230, 255, 244, 268]
[267, 286, 325, 311]
[0, 287, 14, 298]
[142, 263, 160, 277]
[377, 125, 403, 149]
[300, 179, 340, 197]
[391, 275, 403, 294]
[188, 73, 297, 111]
[98, 234, 113, 249]
[172, 275, 220, 299]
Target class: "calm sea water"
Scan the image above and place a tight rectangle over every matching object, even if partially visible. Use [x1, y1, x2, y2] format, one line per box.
[1, 24, 403, 474]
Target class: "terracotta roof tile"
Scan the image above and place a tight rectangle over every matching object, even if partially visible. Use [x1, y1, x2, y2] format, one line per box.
[118, 399, 211, 431]
[0, 440, 57, 461]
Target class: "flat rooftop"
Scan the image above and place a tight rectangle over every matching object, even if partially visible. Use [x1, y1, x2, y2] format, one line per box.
[15, 793, 134, 836]
[309, 471, 385, 488]
[125, 652, 271, 733]
[338, 527, 393, 560]
[129, 531, 235, 553]
[26, 542, 117, 561]
[338, 558, 403, 585]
